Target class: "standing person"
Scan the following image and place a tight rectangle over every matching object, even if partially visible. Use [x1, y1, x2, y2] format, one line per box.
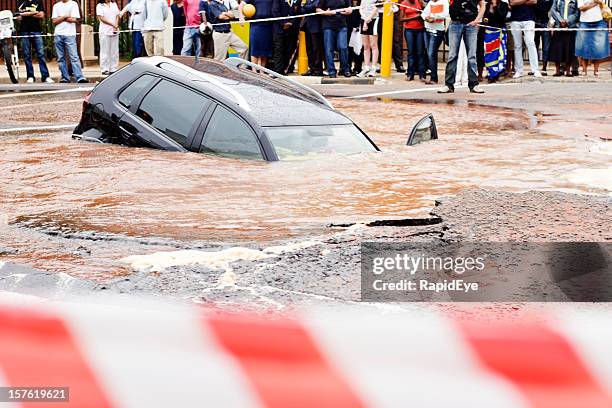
[240, 0, 273, 67]
[97, 0, 120, 75]
[392, 8, 406, 72]
[171, 0, 186, 55]
[476, 26, 485, 80]
[534, 0, 553, 75]
[438, 0, 486, 93]
[454, 40, 469, 85]
[482, 0, 509, 82]
[120, 0, 146, 58]
[52, 0, 88, 83]
[504, 19, 514, 75]
[181, 0, 202, 56]
[208, 0, 248, 60]
[16, 0, 53, 83]
[199, 0, 214, 57]
[401, 0, 426, 81]
[575, 0, 609, 75]
[317, 0, 352, 78]
[509, 0, 541, 78]
[271, 0, 300, 74]
[302, 0, 325, 75]
[421, 0, 449, 83]
[142, 0, 169, 55]
[548, 0, 579, 76]
[347, 0, 364, 75]
[356, 0, 380, 77]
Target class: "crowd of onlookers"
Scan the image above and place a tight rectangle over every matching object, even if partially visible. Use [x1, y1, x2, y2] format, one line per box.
[11, 0, 612, 88]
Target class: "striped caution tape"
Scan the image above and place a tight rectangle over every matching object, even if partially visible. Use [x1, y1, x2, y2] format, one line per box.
[9, 1, 611, 40]
[1, 298, 612, 407]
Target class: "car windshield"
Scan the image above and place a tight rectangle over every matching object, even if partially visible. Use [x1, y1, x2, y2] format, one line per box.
[265, 125, 377, 160]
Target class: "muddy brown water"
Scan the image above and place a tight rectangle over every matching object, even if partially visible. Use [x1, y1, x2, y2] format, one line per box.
[0, 93, 610, 277]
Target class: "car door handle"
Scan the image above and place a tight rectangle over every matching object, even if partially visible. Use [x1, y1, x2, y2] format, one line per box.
[118, 124, 134, 137]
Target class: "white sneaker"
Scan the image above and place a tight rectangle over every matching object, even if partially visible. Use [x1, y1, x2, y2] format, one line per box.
[367, 68, 377, 77]
[44, 77, 55, 83]
[356, 66, 371, 78]
[533, 71, 542, 78]
[26, 77, 34, 83]
[512, 72, 522, 79]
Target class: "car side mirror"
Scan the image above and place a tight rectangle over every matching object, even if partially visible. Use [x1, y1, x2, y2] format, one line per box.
[407, 114, 438, 146]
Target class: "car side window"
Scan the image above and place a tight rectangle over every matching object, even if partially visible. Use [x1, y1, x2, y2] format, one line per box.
[200, 106, 263, 160]
[118, 74, 156, 109]
[135, 80, 210, 148]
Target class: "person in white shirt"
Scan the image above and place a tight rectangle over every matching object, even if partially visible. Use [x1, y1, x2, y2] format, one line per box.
[141, 0, 169, 55]
[97, 0, 120, 75]
[575, 0, 610, 75]
[52, 0, 88, 83]
[421, 0, 448, 83]
[120, 0, 146, 57]
[356, 0, 380, 77]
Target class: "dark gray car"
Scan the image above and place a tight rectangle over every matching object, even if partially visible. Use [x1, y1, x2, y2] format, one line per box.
[73, 57, 436, 160]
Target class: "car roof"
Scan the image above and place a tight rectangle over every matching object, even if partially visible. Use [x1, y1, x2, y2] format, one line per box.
[131, 56, 353, 128]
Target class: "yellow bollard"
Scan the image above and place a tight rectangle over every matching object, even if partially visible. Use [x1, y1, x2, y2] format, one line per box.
[298, 31, 309, 75]
[380, 0, 396, 78]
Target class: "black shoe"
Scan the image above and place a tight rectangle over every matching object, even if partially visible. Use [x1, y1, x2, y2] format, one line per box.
[328, 73, 337, 78]
[301, 70, 313, 76]
[312, 71, 324, 76]
[77, 78, 89, 83]
[101, 71, 110, 76]
[59, 78, 70, 83]
[343, 71, 351, 78]
[395, 66, 406, 73]
[406, 75, 414, 81]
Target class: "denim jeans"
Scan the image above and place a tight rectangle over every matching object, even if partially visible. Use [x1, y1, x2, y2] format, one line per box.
[132, 30, 145, 58]
[21, 32, 50, 80]
[54, 35, 85, 82]
[444, 21, 479, 89]
[534, 23, 550, 64]
[404, 28, 425, 79]
[424, 30, 444, 82]
[509, 20, 539, 75]
[323, 27, 349, 76]
[181, 27, 202, 58]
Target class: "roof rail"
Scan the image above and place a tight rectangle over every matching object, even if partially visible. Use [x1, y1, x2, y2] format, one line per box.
[133, 56, 251, 111]
[224, 57, 334, 110]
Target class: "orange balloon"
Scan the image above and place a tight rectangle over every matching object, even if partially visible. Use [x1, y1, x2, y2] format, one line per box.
[242, 3, 256, 18]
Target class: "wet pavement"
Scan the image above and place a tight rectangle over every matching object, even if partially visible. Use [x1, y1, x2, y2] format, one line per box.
[0, 81, 610, 309]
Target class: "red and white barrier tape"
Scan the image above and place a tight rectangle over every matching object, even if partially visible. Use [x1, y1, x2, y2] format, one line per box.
[1, 298, 612, 407]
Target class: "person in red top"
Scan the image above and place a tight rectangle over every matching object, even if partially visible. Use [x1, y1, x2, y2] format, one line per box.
[400, 0, 425, 80]
[181, 0, 203, 57]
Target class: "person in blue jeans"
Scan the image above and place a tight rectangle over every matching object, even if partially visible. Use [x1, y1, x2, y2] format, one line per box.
[17, 0, 53, 83]
[438, 0, 484, 93]
[52, 0, 88, 83]
[317, 0, 352, 78]
[421, 0, 448, 84]
[400, 0, 425, 81]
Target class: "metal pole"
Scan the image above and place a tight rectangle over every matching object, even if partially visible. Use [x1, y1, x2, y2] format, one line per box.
[380, 0, 395, 78]
[298, 31, 308, 74]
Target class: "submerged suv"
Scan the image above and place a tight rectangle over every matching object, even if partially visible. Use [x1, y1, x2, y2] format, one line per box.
[73, 57, 436, 160]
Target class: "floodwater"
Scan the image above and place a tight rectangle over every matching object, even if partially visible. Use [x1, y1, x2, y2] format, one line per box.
[0, 88, 610, 278]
